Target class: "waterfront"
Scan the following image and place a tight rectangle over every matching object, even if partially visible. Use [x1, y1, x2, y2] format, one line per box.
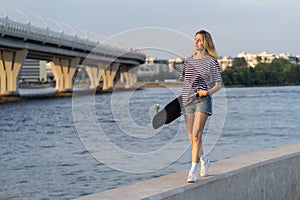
[0, 86, 300, 199]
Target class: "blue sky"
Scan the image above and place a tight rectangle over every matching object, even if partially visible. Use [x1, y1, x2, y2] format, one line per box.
[0, 0, 299, 58]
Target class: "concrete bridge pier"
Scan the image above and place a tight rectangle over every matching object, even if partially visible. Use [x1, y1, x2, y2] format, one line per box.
[121, 65, 138, 89]
[102, 63, 119, 91]
[50, 57, 80, 93]
[130, 67, 138, 86]
[119, 65, 125, 84]
[0, 49, 28, 96]
[85, 63, 105, 90]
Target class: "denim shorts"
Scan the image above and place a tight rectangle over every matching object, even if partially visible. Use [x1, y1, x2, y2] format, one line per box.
[181, 96, 212, 115]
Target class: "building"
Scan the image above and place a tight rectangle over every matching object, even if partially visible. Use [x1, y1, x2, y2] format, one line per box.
[288, 56, 300, 64]
[143, 52, 300, 75]
[218, 56, 233, 70]
[19, 59, 47, 83]
[277, 53, 300, 64]
[236, 51, 276, 68]
[236, 51, 282, 68]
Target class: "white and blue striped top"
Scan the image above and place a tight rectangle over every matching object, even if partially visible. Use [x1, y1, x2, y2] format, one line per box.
[179, 56, 222, 106]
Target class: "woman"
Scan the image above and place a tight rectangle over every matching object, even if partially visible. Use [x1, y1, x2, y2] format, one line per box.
[179, 30, 222, 183]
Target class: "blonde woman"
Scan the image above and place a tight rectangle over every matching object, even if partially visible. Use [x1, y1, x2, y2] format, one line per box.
[179, 30, 222, 182]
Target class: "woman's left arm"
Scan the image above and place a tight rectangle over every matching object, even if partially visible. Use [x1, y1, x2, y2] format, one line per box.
[208, 81, 221, 95]
[198, 81, 221, 97]
[198, 60, 222, 97]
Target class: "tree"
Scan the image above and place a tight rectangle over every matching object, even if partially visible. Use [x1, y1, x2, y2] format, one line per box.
[221, 57, 300, 86]
[232, 57, 247, 67]
[256, 56, 262, 64]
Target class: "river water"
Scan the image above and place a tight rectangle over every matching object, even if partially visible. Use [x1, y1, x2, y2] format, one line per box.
[0, 86, 299, 199]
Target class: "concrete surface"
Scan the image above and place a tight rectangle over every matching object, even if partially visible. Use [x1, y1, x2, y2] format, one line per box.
[76, 142, 300, 200]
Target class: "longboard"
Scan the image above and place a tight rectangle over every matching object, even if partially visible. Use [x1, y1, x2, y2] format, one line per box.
[152, 95, 182, 129]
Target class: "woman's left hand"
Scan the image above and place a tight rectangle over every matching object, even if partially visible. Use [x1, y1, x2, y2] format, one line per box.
[197, 90, 209, 97]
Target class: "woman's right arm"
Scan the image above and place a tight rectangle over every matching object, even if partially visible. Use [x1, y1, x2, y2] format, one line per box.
[179, 60, 187, 81]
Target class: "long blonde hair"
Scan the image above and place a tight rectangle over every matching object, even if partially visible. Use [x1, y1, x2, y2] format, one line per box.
[195, 30, 218, 59]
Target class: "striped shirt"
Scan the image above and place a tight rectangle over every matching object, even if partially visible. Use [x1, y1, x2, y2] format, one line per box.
[179, 56, 222, 106]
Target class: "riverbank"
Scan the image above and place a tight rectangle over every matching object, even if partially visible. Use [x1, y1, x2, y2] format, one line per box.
[16, 81, 300, 89]
[19, 82, 54, 89]
[139, 82, 183, 88]
[0, 90, 72, 103]
[0, 82, 174, 103]
[0, 85, 143, 103]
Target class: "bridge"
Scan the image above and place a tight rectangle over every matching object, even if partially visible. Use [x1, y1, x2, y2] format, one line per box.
[0, 16, 146, 96]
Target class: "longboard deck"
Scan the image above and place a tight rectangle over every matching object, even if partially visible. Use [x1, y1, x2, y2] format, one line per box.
[152, 95, 182, 129]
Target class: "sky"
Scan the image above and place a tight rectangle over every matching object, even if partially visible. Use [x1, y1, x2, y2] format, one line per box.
[0, 0, 299, 58]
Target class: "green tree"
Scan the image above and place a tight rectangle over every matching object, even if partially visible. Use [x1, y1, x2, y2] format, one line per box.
[222, 57, 300, 86]
[256, 56, 262, 64]
[232, 57, 247, 67]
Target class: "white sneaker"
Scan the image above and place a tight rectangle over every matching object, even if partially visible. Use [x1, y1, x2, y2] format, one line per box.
[200, 156, 210, 177]
[187, 170, 197, 183]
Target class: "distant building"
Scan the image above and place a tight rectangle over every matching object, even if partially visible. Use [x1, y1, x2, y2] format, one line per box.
[46, 62, 54, 81]
[277, 53, 291, 60]
[19, 59, 47, 83]
[167, 57, 184, 72]
[287, 56, 300, 64]
[143, 52, 299, 76]
[137, 65, 156, 77]
[142, 57, 184, 75]
[277, 53, 300, 64]
[236, 51, 276, 68]
[218, 56, 233, 70]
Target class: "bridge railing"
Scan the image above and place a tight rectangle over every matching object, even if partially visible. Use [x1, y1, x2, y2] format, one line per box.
[0, 16, 146, 62]
[0, 17, 100, 50]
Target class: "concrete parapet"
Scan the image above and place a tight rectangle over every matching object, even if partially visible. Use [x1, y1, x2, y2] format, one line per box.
[76, 142, 300, 200]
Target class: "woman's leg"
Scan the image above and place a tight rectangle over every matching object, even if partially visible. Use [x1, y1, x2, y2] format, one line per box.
[184, 114, 194, 145]
[185, 114, 198, 182]
[185, 112, 209, 182]
[191, 112, 209, 163]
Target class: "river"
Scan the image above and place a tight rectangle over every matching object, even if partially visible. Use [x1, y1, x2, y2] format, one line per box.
[0, 85, 299, 199]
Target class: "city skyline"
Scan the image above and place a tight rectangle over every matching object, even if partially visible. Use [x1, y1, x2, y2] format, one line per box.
[0, 0, 299, 58]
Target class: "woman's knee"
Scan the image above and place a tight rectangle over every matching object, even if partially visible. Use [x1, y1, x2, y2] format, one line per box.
[192, 133, 202, 144]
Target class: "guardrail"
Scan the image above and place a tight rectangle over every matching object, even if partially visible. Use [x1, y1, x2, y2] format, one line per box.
[0, 16, 146, 62]
[0, 17, 97, 50]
